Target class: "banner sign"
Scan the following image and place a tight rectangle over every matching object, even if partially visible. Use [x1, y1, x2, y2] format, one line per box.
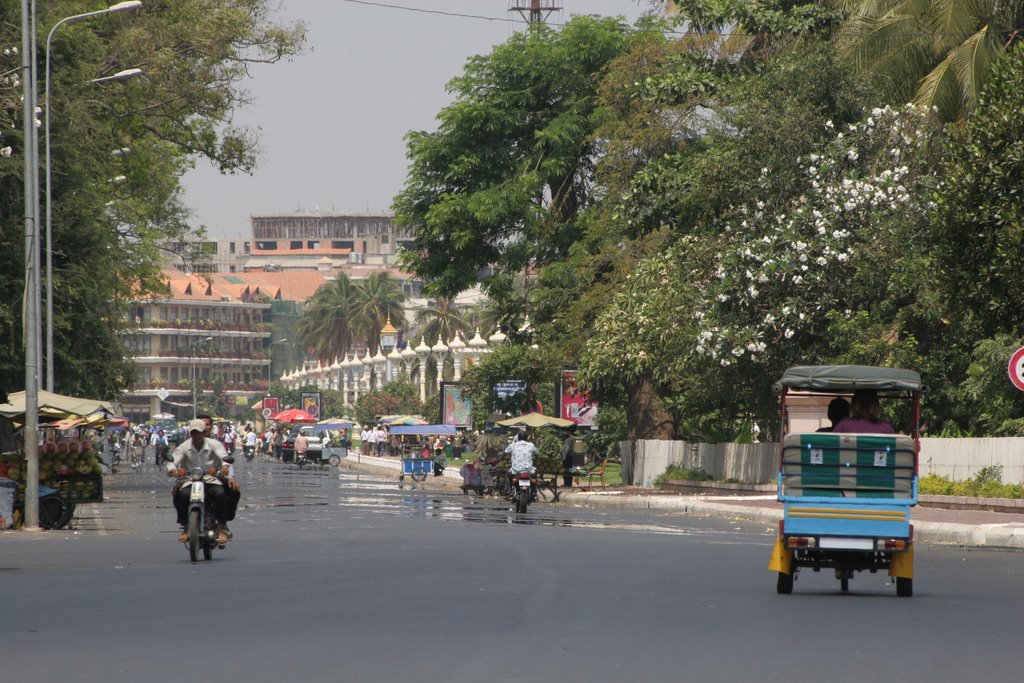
[493, 379, 528, 413]
[558, 370, 598, 428]
[300, 392, 322, 420]
[263, 396, 280, 418]
[440, 382, 473, 427]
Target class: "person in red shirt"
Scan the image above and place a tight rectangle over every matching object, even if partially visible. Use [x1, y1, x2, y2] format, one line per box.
[833, 389, 895, 434]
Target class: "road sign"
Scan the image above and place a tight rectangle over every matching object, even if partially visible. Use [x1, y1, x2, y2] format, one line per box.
[1008, 347, 1024, 391]
[262, 408, 272, 418]
[156, 389, 169, 401]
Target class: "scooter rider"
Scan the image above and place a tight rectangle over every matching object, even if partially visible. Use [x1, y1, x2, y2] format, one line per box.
[167, 418, 239, 546]
[504, 430, 538, 494]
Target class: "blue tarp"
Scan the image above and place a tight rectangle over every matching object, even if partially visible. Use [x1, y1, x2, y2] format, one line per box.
[389, 425, 456, 436]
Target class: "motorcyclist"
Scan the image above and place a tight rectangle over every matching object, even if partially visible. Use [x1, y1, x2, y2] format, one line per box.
[243, 425, 257, 459]
[167, 418, 238, 547]
[504, 429, 538, 496]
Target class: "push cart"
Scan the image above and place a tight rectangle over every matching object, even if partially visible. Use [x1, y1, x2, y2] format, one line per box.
[398, 456, 433, 489]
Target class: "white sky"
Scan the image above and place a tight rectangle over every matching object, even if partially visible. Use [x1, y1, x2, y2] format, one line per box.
[181, 0, 652, 237]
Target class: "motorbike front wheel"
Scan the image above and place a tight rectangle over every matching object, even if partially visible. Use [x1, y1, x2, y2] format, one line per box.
[188, 509, 201, 563]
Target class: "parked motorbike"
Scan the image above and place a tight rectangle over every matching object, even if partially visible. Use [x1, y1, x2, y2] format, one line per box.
[510, 471, 537, 513]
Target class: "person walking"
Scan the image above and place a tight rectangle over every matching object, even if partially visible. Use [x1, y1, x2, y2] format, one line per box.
[152, 429, 169, 468]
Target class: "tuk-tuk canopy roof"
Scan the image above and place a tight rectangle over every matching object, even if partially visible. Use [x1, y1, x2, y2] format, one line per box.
[775, 365, 922, 393]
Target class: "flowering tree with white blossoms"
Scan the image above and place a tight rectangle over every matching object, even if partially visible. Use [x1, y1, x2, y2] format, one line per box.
[581, 103, 945, 438]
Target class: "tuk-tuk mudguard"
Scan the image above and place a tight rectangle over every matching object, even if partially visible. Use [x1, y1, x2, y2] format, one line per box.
[768, 538, 793, 574]
[888, 546, 914, 579]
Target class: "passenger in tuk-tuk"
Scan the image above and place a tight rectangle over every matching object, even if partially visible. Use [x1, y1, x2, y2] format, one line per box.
[833, 389, 895, 434]
[816, 398, 850, 433]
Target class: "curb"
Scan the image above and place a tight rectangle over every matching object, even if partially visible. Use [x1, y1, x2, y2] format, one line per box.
[334, 456, 1024, 549]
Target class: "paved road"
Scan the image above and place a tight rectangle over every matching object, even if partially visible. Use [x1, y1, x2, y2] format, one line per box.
[2, 460, 1023, 682]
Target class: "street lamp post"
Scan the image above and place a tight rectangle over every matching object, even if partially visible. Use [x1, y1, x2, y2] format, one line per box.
[267, 338, 287, 387]
[191, 336, 212, 419]
[43, 1, 143, 392]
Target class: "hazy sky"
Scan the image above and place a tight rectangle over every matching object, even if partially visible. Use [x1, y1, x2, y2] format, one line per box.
[181, 0, 651, 237]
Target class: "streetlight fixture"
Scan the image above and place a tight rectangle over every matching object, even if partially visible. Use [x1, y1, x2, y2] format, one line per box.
[380, 316, 398, 352]
[268, 338, 288, 386]
[43, 1, 143, 393]
[191, 336, 213, 419]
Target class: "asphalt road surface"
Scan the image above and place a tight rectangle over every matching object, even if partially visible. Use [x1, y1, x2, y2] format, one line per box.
[2, 459, 1022, 682]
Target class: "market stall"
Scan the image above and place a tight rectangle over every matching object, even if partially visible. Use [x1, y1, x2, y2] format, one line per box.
[0, 391, 115, 529]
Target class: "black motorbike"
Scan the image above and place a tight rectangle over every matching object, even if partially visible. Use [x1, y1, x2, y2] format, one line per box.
[243, 443, 255, 462]
[167, 454, 234, 563]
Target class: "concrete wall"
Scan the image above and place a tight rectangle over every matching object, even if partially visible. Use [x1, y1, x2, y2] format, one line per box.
[627, 437, 1024, 487]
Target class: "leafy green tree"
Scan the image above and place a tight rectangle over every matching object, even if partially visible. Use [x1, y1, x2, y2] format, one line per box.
[413, 297, 469, 346]
[393, 15, 635, 298]
[351, 271, 406, 352]
[0, 0, 305, 398]
[932, 43, 1024, 340]
[461, 344, 559, 427]
[298, 273, 360, 363]
[352, 380, 423, 427]
[834, 0, 1024, 121]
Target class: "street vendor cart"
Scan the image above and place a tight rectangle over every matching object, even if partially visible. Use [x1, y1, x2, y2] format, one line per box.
[393, 424, 456, 489]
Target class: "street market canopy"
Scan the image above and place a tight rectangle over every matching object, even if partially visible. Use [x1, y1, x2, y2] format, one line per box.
[496, 413, 575, 429]
[389, 425, 456, 436]
[380, 415, 428, 426]
[316, 420, 354, 430]
[0, 389, 114, 421]
[774, 365, 922, 394]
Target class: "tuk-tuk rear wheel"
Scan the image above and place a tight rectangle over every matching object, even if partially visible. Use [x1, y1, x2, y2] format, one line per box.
[776, 571, 793, 594]
[896, 577, 912, 597]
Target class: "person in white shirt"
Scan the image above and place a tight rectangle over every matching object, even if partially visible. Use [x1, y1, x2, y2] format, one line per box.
[166, 419, 239, 546]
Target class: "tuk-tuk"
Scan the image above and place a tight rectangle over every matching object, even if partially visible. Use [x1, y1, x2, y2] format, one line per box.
[767, 365, 921, 597]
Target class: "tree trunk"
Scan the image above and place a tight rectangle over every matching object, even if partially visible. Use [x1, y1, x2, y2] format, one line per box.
[627, 375, 676, 441]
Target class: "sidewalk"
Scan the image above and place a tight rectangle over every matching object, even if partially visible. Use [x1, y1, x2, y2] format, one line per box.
[337, 454, 1024, 549]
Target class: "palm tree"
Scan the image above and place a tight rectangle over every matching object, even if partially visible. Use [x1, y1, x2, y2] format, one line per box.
[297, 273, 360, 363]
[413, 297, 470, 345]
[351, 271, 406, 351]
[834, 0, 1024, 121]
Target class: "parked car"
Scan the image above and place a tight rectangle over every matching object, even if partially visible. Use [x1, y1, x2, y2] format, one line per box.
[280, 425, 325, 463]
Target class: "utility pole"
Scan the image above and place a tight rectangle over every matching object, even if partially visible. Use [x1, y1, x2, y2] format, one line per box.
[509, 0, 561, 26]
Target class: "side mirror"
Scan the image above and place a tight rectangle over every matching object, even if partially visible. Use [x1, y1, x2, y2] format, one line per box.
[161, 451, 174, 462]
[223, 456, 235, 464]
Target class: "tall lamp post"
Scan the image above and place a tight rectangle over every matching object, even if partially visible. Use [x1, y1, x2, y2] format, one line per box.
[191, 336, 212, 419]
[43, 1, 143, 392]
[267, 338, 287, 387]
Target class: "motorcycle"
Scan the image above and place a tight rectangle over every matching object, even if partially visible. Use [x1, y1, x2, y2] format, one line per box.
[510, 471, 537, 514]
[170, 456, 234, 563]
[295, 449, 306, 469]
[243, 443, 255, 462]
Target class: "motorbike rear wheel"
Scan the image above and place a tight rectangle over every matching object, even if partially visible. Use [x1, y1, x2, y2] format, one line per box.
[516, 488, 529, 513]
[188, 509, 201, 563]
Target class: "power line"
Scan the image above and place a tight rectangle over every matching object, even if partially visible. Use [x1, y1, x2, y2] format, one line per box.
[334, 0, 1020, 39]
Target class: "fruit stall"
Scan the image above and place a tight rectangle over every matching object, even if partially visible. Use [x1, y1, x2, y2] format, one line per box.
[0, 390, 115, 530]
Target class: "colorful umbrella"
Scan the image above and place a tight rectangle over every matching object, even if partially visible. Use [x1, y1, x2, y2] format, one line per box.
[273, 408, 317, 424]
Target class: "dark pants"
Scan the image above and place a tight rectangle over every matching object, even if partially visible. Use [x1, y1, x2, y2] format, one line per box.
[562, 455, 574, 487]
[173, 483, 228, 527]
[155, 445, 169, 467]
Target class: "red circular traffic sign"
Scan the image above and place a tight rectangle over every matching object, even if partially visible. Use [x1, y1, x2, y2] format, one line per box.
[1008, 347, 1024, 391]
